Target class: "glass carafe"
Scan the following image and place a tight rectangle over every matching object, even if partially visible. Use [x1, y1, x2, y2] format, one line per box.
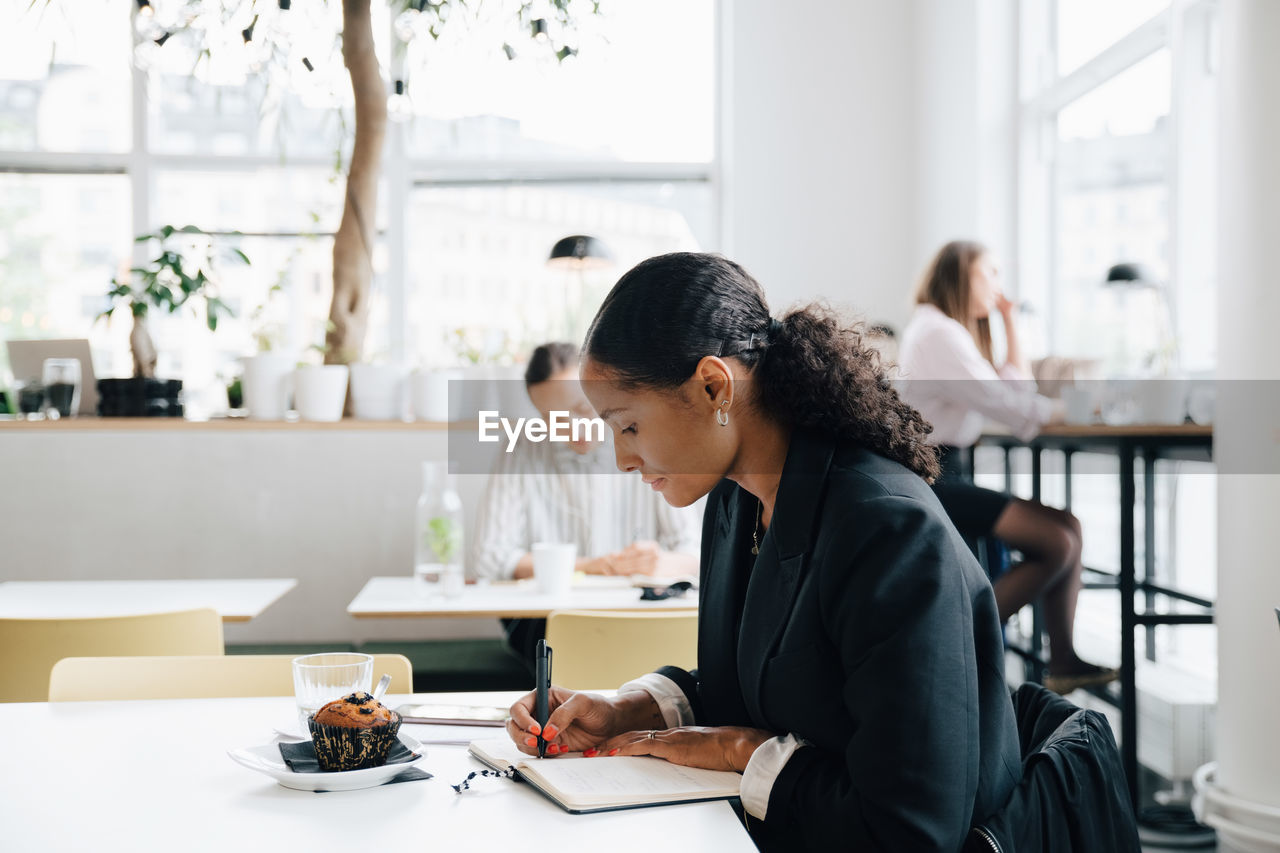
[413, 461, 464, 598]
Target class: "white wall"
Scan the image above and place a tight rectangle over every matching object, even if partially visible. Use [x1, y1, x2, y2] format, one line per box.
[914, 0, 1019, 283]
[721, 0, 1018, 334]
[720, 0, 920, 330]
[0, 429, 502, 645]
[1204, 0, 1280, 843]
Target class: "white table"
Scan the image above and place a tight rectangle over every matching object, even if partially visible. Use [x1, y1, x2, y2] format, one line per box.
[0, 692, 754, 851]
[0, 578, 298, 623]
[348, 576, 699, 619]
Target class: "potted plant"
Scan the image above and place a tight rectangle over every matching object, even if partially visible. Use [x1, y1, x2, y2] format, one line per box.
[98, 225, 248, 416]
[293, 321, 349, 422]
[348, 354, 407, 421]
[239, 279, 296, 420]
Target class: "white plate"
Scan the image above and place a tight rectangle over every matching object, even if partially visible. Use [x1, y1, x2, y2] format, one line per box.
[228, 733, 428, 792]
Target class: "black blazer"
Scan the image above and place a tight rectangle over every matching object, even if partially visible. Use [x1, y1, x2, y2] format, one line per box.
[658, 431, 1021, 852]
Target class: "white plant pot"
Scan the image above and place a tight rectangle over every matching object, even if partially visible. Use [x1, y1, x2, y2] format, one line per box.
[348, 363, 406, 421]
[241, 354, 295, 420]
[294, 365, 349, 422]
[409, 369, 461, 422]
[454, 364, 535, 422]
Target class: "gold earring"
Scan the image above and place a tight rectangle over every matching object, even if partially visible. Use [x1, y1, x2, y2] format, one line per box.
[716, 400, 729, 427]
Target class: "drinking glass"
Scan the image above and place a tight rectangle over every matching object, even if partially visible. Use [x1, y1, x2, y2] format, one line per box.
[42, 358, 81, 417]
[291, 652, 373, 733]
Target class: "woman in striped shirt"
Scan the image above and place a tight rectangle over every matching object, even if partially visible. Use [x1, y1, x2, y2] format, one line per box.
[469, 342, 701, 662]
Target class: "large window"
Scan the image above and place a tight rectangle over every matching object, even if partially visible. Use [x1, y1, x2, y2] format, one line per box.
[1014, 0, 1220, 685]
[1020, 0, 1217, 376]
[0, 0, 717, 405]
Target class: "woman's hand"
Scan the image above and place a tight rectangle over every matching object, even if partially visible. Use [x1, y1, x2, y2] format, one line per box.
[591, 726, 774, 773]
[994, 291, 1017, 317]
[506, 687, 667, 756]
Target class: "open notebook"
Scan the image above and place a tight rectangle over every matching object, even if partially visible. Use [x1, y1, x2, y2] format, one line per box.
[468, 738, 741, 814]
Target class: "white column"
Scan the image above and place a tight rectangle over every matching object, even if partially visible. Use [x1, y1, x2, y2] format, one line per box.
[1196, 1, 1280, 849]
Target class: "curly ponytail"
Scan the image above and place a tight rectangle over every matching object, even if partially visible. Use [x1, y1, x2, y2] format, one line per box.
[583, 252, 940, 482]
[760, 306, 940, 482]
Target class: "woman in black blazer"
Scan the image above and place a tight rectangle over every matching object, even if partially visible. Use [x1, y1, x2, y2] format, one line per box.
[505, 253, 1022, 851]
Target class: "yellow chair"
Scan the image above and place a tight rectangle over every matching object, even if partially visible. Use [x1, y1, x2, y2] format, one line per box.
[0, 608, 225, 703]
[544, 610, 698, 690]
[48, 653, 414, 702]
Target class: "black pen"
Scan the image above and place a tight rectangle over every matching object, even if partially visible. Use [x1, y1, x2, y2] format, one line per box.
[535, 640, 552, 758]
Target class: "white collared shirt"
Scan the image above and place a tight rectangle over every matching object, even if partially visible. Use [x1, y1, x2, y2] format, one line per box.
[897, 303, 1052, 446]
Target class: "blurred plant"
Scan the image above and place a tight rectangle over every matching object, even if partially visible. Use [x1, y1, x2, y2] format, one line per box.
[426, 515, 463, 563]
[448, 326, 519, 366]
[100, 225, 249, 378]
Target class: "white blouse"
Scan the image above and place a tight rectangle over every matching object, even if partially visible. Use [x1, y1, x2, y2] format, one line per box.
[468, 437, 702, 581]
[897, 303, 1052, 446]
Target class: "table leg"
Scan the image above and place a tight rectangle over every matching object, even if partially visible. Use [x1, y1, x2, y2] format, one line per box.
[1143, 449, 1158, 663]
[1030, 446, 1045, 675]
[1119, 439, 1139, 809]
[1063, 450, 1073, 511]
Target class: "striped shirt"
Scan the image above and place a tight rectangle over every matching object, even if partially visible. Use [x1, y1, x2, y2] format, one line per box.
[468, 436, 703, 581]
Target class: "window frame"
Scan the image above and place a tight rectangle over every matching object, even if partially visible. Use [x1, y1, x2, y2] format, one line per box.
[0, 1, 722, 368]
[1017, 0, 1218, 369]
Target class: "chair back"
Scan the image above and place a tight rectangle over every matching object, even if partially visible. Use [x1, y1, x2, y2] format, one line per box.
[965, 683, 1141, 853]
[48, 653, 413, 702]
[0, 609, 224, 703]
[544, 610, 698, 690]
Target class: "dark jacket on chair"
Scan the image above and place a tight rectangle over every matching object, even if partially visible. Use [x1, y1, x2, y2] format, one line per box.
[966, 683, 1142, 853]
[656, 431, 1022, 852]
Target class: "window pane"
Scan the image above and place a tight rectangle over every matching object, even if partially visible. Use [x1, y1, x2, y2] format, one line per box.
[406, 181, 711, 367]
[152, 169, 389, 397]
[0, 1, 132, 152]
[1053, 50, 1171, 373]
[400, 0, 713, 163]
[0, 174, 132, 381]
[143, 1, 388, 159]
[1056, 0, 1170, 76]
[153, 168, 349, 234]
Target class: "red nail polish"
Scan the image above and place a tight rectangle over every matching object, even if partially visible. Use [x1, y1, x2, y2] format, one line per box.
[544, 725, 558, 740]
[608, 748, 619, 756]
[548, 744, 560, 755]
[525, 736, 537, 747]
[529, 723, 541, 735]
[583, 748, 598, 758]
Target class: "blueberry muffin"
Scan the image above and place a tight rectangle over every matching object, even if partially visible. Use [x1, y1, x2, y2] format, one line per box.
[307, 692, 402, 771]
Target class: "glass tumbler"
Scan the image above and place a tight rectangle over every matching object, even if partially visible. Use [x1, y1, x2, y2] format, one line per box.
[42, 358, 82, 417]
[291, 652, 373, 734]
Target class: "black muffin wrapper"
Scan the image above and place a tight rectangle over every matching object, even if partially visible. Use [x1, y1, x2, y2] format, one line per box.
[307, 712, 403, 771]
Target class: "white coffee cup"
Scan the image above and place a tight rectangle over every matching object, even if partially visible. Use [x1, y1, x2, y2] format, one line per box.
[532, 542, 577, 597]
[1062, 387, 1095, 425]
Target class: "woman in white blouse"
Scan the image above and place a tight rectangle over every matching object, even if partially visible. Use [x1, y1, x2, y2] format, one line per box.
[469, 342, 701, 663]
[899, 240, 1115, 694]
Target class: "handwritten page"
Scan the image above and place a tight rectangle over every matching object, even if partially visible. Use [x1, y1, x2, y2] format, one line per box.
[468, 738, 740, 809]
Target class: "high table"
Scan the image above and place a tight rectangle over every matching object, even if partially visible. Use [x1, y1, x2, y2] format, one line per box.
[0, 578, 298, 622]
[0, 691, 753, 851]
[348, 576, 698, 619]
[976, 423, 1214, 809]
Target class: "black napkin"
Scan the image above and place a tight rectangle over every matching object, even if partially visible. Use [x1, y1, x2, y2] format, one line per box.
[278, 740, 432, 788]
